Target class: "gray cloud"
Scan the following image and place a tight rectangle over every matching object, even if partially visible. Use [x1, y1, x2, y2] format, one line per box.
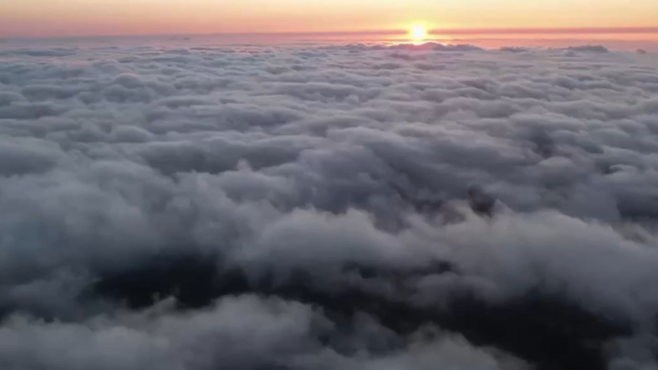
[0, 40, 657, 370]
[0, 296, 530, 370]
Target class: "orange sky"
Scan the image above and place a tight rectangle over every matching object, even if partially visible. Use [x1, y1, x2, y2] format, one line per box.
[2, 0, 658, 38]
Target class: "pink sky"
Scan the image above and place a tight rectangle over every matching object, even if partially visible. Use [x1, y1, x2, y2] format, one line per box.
[2, 0, 658, 38]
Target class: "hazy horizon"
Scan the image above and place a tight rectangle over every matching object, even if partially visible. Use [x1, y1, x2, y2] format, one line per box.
[3, 26, 658, 52]
[3, 26, 658, 39]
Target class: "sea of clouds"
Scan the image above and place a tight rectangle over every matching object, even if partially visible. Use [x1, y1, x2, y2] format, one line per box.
[1, 40, 658, 370]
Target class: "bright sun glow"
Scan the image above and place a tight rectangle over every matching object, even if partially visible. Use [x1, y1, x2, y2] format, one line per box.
[410, 24, 428, 41]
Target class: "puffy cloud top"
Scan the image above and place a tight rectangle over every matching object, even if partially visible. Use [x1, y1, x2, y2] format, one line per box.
[1, 41, 658, 370]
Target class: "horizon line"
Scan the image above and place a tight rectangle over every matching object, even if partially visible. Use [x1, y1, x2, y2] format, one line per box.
[3, 26, 658, 40]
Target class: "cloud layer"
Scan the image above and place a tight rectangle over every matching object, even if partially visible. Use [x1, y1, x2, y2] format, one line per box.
[1, 41, 658, 370]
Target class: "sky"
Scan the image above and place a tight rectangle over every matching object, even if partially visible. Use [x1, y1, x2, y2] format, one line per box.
[2, 0, 658, 38]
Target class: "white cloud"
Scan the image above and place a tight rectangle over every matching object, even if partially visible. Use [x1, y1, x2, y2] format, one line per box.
[0, 40, 658, 369]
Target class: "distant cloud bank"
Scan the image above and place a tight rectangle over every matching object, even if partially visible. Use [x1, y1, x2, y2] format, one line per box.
[430, 26, 658, 35]
[1, 41, 658, 370]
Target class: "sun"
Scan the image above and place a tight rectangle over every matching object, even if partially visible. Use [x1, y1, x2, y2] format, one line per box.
[409, 24, 428, 41]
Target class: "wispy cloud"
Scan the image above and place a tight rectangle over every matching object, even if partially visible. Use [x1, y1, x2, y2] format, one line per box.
[430, 26, 658, 35]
